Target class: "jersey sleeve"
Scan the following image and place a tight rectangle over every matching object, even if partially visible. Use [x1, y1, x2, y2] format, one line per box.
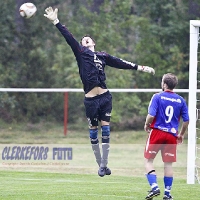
[55, 23, 84, 57]
[181, 99, 189, 122]
[148, 94, 159, 117]
[103, 53, 138, 70]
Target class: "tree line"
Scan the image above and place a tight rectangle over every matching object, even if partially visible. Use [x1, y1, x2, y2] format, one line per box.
[0, 0, 199, 129]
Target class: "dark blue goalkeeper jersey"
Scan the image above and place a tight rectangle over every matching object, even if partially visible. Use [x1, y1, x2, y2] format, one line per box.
[56, 23, 138, 94]
[148, 91, 189, 136]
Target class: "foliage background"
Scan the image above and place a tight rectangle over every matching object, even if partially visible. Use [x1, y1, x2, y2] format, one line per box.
[0, 0, 199, 130]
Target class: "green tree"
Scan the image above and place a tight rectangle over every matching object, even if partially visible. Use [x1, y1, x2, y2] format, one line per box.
[0, 0, 198, 129]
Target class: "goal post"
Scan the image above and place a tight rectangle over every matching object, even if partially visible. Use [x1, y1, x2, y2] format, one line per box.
[187, 20, 200, 184]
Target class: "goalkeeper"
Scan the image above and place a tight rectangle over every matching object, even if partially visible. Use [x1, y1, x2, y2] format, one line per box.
[44, 7, 155, 177]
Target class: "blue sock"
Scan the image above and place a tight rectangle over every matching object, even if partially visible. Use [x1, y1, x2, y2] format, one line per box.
[164, 176, 173, 196]
[146, 174, 158, 190]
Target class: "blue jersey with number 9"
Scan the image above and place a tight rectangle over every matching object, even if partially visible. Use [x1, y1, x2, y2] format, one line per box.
[148, 91, 189, 136]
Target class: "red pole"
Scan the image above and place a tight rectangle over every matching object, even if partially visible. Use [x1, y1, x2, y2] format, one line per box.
[64, 92, 68, 136]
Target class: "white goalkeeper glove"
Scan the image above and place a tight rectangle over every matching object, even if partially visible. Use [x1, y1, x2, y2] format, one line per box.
[137, 65, 155, 75]
[44, 7, 59, 25]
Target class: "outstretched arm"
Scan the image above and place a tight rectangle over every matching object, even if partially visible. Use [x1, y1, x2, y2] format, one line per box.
[44, 7, 59, 25]
[44, 7, 84, 56]
[104, 53, 155, 75]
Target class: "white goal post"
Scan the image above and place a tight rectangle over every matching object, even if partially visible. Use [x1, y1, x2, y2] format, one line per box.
[187, 20, 200, 184]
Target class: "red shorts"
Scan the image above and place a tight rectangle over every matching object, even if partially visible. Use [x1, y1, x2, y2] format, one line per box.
[144, 129, 177, 162]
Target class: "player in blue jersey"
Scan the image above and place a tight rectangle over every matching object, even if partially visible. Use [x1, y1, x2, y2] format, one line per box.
[144, 73, 189, 200]
[44, 7, 155, 177]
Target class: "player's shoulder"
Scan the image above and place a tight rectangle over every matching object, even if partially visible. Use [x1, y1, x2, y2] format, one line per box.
[175, 93, 187, 103]
[149, 92, 162, 104]
[152, 92, 162, 98]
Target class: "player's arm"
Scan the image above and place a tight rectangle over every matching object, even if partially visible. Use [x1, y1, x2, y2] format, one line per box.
[144, 94, 158, 132]
[144, 114, 155, 132]
[177, 100, 190, 144]
[103, 53, 155, 75]
[44, 7, 83, 55]
[177, 121, 189, 144]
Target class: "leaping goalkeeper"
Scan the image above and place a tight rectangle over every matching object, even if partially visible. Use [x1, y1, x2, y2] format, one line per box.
[44, 7, 155, 177]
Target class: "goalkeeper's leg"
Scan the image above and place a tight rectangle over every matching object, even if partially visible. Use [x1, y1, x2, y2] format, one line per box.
[97, 91, 112, 177]
[98, 125, 111, 177]
[100, 125, 110, 168]
[89, 128, 101, 166]
[84, 97, 102, 167]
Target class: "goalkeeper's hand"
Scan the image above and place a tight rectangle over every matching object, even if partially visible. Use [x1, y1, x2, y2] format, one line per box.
[137, 65, 155, 75]
[44, 7, 59, 25]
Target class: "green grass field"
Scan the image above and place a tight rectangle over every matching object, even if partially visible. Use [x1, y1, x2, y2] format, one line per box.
[0, 122, 199, 199]
[0, 171, 199, 200]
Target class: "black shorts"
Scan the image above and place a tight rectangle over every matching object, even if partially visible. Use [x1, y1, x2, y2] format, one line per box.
[84, 91, 112, 127]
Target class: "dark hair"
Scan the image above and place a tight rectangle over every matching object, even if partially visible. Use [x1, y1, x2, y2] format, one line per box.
[162, 73, 178, 90]
[80, 35, 96, 45]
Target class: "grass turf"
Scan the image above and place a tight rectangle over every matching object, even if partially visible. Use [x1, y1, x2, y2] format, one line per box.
[0, 122, 199, 199]
[0, 171, 199, 200]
